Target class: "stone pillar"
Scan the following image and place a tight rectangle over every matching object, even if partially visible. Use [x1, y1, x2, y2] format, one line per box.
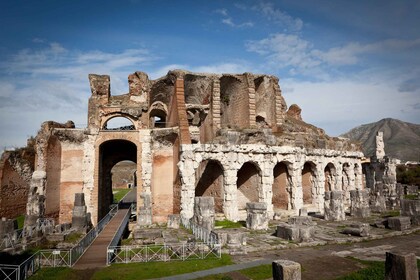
[223, 168, 238, 221]
[376, 131, 385, 160]
[291, 165, 303, 213]
[138, 130, 153, 226]
[262, 160, 275, 218]
[0, 218, 17, 237]
[272, 260, 301, 280]
[350, 189, 370, 218]
[385, 252, 419, 280]
[137, 192, 152, 226]
[25, 171, 47, 228]
[324, 191, 345, 221]
[71, 193, 90, 233]
[246, 202, 268, 230]
[193, 197, 215, 230]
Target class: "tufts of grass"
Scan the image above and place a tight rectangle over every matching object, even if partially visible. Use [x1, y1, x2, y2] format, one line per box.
[65, 232, 83, 243]
[239, 264, 272, 280]
[15, 215, 25, 229]
[381, 210, 400, 218]
[215, 220, 244, 229]
[112, 189, 132, 203]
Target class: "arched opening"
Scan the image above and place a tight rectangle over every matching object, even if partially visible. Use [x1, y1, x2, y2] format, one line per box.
[195, 160, 224, 214]
[324, 163, 336, 192]
[103, 116, 135, 130]
[342, 163, 350, 192]
[98, 140, 137, 220]
[111, 160, 136, 189]
[236, 162, 261, 211]
[302, 162, 316, 205]
[149, 108, 167, 128]
[272, 162, 291, 210]
[46, 136, 61, 221]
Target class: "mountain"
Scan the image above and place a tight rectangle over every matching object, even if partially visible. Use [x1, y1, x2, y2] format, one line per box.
[340, 118, 420, 162]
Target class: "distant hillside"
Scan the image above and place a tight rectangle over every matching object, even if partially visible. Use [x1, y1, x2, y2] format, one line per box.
[340, 118, 420, 162]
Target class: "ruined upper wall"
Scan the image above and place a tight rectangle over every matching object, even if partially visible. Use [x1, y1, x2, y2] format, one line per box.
[85, 69, 362, 152]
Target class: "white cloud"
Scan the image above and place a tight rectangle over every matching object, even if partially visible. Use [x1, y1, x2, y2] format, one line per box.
[256, 2, 303, 31]
[282, 78, 420, 136]
[215, 7, 254, 28]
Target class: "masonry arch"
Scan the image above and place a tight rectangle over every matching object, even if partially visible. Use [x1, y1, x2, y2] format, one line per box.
[149, 101, 168, 128]
[236, 161, 262, 211]
[102, 115, 136, 130]
[195, 160, 224, 213]
[302, 161, 317, 205]
[97, 139, 137, 221]
[45, 135, 61, 221]
[342, 163, 350, 192]
[324, 163, 336, 192]
[272, 161, 292, 210]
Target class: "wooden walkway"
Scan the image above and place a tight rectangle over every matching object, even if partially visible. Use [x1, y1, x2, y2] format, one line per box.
[73, 189, 136, 270]
[73, 208, 129, 270]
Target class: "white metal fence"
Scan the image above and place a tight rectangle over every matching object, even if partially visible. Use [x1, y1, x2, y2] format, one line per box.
[107, 242, 221, 264]
[0, 203, 120, 279]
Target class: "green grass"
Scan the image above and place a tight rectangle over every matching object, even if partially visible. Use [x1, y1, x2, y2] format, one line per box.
[381, 210, 400, 218]
[337, 258, 420, 280]
[240, 264, 272, 280]
[15, 215, 25, 229]
[112, 188, 132, 203]
[29, 255, 233, 280]
[65, 232, 83, 243]
[214, 219, 244, 229]
[92, 254, 233, 280]
[404, 194, 419, 200]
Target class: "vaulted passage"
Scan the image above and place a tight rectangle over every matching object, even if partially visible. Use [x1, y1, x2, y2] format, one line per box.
[195, 160, 224, 213]
[237, 162, 261, 211]
[324, 163, 336, 192]
[98, 140, 137, 221]
[302, 162, 316, 205]
[272, 162, 291, 210]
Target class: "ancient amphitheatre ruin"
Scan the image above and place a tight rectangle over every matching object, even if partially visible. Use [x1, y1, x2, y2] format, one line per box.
[0, 70, 418, 279]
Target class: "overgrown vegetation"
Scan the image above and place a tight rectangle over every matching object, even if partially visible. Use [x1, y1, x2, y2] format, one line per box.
[65, 232, 83, 243]
[214, 219, 244, 229]
[397, 164, 420, 186]
[112, 188, 132, 203]
[15, 215, 25, 229]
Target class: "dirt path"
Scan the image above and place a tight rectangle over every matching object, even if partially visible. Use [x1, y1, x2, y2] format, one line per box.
[231, 232, 420, 280]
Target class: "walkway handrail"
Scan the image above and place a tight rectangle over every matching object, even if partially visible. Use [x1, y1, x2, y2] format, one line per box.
[108, 204, 132, 248]
[70, 203, 119, 266]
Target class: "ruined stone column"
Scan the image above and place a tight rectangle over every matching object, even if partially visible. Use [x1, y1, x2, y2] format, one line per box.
[193, 197, 215, 230]
[324, 191, 345, 221]
[291, 165, 303, 214]
[223, 168, 238, 221]
[350, 189, 370, 218]
[376, 131, 385, 160]
[272, 260, 301, 280]
[385, 252, 419, 280]
[71, 193, 90, 233]
[246, 202, 268, 230]
[25, 171, 47, 228]
[261, 160, 275, 218]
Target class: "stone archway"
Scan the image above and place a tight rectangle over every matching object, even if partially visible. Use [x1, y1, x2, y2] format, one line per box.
[195, 160, 224, 213]
[272, 162, 291, 210]
[302, 161, 316, 205]
[324, 163, 336, 192]
[236, 162, 261, 211]
[98, 139, 137, 221]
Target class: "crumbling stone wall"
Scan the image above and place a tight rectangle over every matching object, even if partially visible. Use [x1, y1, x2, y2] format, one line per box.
[0, 149, 33, 218]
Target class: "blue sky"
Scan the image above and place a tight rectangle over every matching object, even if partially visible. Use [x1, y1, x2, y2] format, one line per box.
[0, 0, 419, 151]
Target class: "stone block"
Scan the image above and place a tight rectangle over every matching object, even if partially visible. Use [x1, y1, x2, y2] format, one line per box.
[227, 232, 247, 255]
[74, 193, 85, 207]
[288, 216, 313, 226]
[387, 216, 411, 231]
[385, 251, 419, 280]
[246, 202, 268, 230]
[401, 199, 420, 217]
[324, 191, 345, 221]
[193, 197, 215, 230]
[342, 223, 370, 237]
[133, 229, 162, 240]
[272, 259, 301, 280]
[299, 208, 308, 216]
[0, 218, 17, 237]
[167, 214, 180, 229]
[298, 226, 314, 242]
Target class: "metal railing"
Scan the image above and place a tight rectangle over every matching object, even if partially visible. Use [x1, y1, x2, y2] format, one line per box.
[108, 205, 132, 248]
[181, 219, 219, 246]
[0, 253, 40, 280]
[107, 242, 221, 264]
